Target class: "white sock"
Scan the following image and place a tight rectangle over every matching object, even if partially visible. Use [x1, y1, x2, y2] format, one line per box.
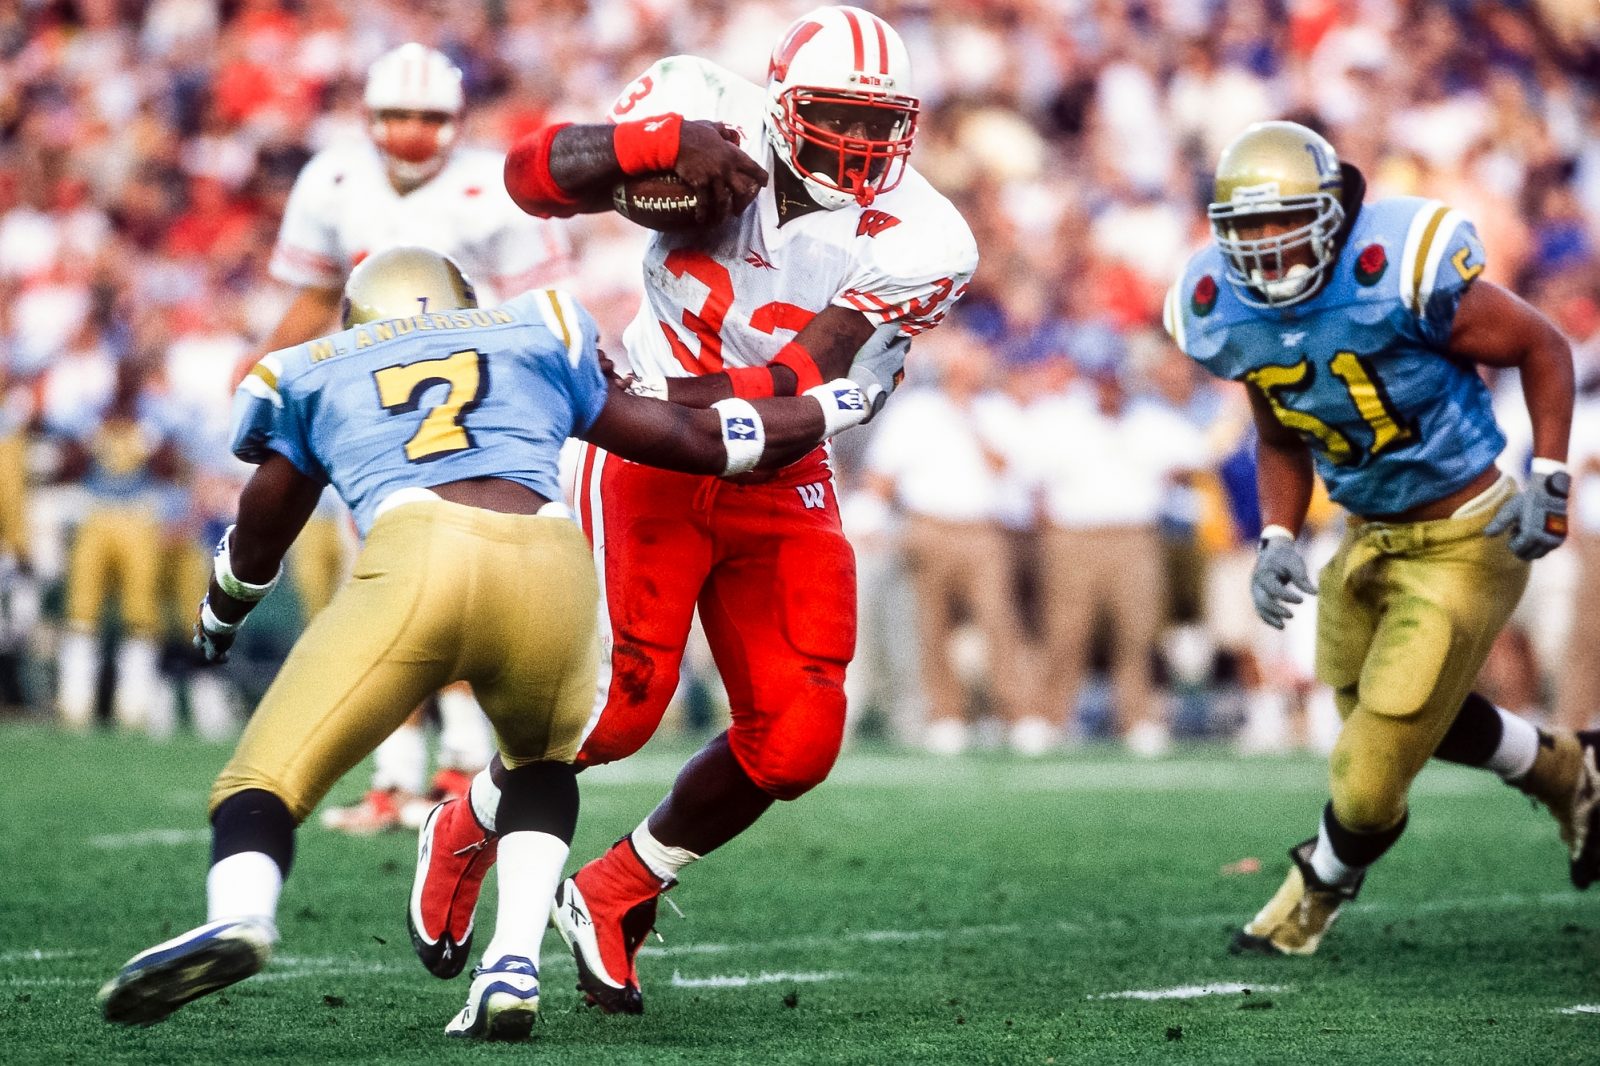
[113, 637, 158, 730]
[631, 819, 700, 883]
[469, 765, 501, 834]
[437, 687, 494, 769]
[480, 831, 568, 967]
[207, 851, 284, 925]
[56, 628, 97, 729]
[189, 672, 238, 742]
[372, 723, 427, 794]
[1488, 706, 1541, 782]
[1308, 815, 1364, 888]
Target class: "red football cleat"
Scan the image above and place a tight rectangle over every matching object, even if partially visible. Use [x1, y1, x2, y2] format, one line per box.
[550, 838, 673, 1014]
[319, 788, 407, 835]
[408, 798, 498, 979]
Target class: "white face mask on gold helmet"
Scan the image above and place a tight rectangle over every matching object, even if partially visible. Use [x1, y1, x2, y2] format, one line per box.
[765, 5, 919, 210]
[1208, 120, 1346, 309]
[364, 43, 465, 190]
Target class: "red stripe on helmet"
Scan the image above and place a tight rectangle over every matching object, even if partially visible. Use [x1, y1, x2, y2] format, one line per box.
[842, 8, 865, 72]
[870, 13, 890, 75]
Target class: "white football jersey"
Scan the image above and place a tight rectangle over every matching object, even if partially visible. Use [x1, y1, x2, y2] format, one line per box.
[269, 140, 573, 304]
[608, 56, 978, 379]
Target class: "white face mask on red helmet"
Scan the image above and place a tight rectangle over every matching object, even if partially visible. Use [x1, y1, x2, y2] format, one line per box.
[364, 43, 464, 189]
[765, 5, 919, 211]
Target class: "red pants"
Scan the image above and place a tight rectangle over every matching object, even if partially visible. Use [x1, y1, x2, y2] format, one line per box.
[572, 444, 856, 800]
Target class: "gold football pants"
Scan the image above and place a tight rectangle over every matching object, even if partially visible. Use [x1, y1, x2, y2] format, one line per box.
[1315, 477, 1527, 833]
[289, 514, 350, 620]
[65, 504, 163, 639]
[211, 499, 600, 821]
[0, 431, 28, 561]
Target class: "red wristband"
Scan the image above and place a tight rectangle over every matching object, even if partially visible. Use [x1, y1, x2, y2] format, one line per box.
[726, 366, 776, 399]
[613, 114, 683, 175]
[773, 340, 825, 393]
[504, 122, 579, 217]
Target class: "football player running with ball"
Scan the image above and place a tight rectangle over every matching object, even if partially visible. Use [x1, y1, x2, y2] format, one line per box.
[1166, 121, 1600, 957]
[408, 5, 977, 1014]
[97, 248, 876, 1038]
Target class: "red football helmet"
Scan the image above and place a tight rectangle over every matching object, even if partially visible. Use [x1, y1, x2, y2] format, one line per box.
[765, 6, 919, 210]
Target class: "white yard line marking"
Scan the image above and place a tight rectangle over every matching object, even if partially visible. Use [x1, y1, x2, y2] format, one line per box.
[0, 949, 91, 963]
[669, 969, 849, 989]
[1559, 1005, 1600, 1016]
[1089, 982, 1291, 1002]
[87, 828, 209, 850]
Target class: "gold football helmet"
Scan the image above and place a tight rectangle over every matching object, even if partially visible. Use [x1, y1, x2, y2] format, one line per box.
[341, 247, 478, 327]
[1209, 121, 1345, 308]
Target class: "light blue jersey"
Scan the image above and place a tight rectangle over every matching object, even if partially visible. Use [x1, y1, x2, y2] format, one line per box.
[1165, 196, 1503, 518]
[231, 289, 609, 536]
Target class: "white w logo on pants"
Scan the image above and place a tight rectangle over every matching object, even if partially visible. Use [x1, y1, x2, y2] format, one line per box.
[795, 482, 827, 510]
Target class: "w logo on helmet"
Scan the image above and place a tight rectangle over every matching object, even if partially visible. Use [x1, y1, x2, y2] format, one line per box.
[770, 21, 823, 81]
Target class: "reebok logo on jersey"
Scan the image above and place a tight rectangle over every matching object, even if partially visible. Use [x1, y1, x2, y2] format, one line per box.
[1281, 331, 1306, 347]
[745, 250, 776, 270]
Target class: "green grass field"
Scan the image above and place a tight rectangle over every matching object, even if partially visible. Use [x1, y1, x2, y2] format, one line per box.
[3, 723, 1598, 1065]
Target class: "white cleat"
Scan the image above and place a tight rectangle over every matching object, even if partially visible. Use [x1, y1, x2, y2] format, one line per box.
[445, 955, 540, 1040]
[99, 917, 276, 1026]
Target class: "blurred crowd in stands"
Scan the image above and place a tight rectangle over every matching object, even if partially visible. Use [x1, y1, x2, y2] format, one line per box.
[0, 0, 1597, 756]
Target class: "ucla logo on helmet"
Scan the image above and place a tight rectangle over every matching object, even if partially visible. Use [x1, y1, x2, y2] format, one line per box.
[1354, 243, 1388, 286]
[1192, 274, 1219, 317]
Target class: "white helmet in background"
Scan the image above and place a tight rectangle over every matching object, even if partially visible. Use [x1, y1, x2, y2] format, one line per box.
[364, 43, 465, 189]
[765, 5, 919, 210]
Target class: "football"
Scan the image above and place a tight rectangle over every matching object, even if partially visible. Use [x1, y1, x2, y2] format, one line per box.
[612, 171, 702, 231]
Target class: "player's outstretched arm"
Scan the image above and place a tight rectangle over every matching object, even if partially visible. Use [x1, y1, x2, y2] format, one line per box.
[505, 119, 766, 225]
[579, 381, 872, 477]
[194, 454, 325, 662]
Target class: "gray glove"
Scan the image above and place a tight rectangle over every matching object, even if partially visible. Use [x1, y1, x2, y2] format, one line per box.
[1252, 532, 1318, 630]
[846, 324, 911, 423]
[1484, 468, 1570, 561]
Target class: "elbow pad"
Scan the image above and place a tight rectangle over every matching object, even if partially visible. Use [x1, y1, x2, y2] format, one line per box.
[504, 123, 581, 218]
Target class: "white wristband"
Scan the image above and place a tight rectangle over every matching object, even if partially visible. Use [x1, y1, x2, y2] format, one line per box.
[710, 398, 765, 476]
[200, 598, 245, 635]
[1259, 524, 1296, 547]
[626, 374, 668, 401]
[213, 525, 281, 603]
[804, 379, 872, 436]
[1530, 457, 1568, 477]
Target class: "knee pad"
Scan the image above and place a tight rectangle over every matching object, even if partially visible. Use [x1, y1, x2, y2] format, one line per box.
[731, 677, 847, 801]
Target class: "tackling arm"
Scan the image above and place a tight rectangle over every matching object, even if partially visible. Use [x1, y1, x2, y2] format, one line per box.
[580, 382, 871, 477]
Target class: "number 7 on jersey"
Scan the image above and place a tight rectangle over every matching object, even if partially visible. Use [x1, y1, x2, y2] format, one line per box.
[373, 349, 487, 462]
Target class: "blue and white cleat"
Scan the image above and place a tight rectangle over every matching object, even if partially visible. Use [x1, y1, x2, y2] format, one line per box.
[99, 917, 276, 1025]
[444, 955, 541, 1040]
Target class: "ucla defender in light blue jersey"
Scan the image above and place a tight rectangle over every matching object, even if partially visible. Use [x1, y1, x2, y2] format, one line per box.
[100, 248, 874, 1040]
[1166, 122, 1600, 957]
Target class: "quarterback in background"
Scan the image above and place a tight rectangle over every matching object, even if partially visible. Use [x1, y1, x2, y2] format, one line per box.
[264, 42, 575, 833]
[408, 4, 977, 1014]
[1166, 121, 1600, 956]
[97, 249, 875, 1038]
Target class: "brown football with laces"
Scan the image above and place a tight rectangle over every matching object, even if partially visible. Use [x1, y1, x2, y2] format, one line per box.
[612, 172, 702, 231]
